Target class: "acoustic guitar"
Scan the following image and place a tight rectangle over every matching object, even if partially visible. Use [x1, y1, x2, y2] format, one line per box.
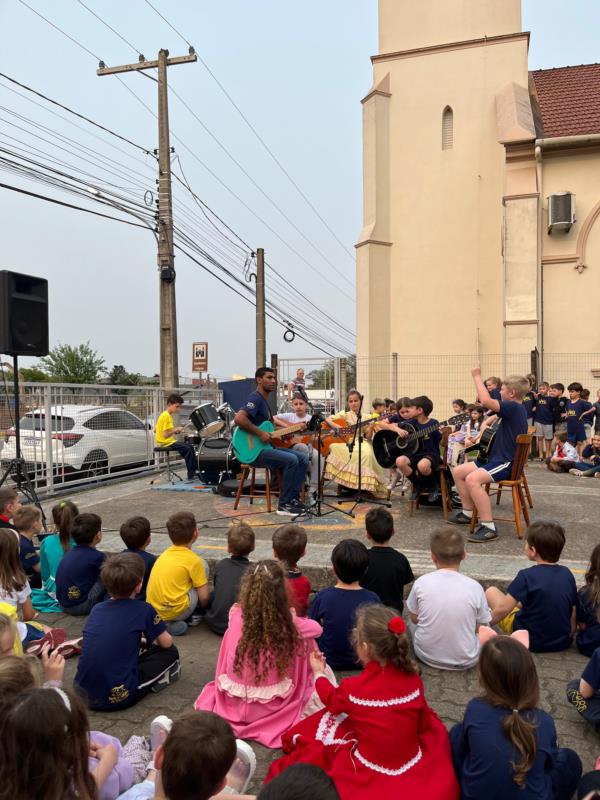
[372, 413, 470, 468]
[232, 420, 306, 464]
[463, 420, 501, 464]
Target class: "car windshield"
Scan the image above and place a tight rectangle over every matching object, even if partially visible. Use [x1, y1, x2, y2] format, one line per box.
[19, 414, 75, 432]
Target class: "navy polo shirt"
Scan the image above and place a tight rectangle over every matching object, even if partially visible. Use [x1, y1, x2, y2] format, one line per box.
[507, 564, 576, 652]
[522, 393, 534, 419]
[553, 396, 567, 425]
[309, 586, 380, 670]
[533, 395, 555, 425]
[566, 399, 587, 439]
[56, 545, 106, 608]
[19, 534, 39, 578]
[409, 418, 441, 456]
[490, 400, 528, 463]
[75, 598, 167, 709]
[121, 548, 157, 600]
[576, 585, 600, 657]
[582, 648, 600, 692]
[243, 390, 272, 426]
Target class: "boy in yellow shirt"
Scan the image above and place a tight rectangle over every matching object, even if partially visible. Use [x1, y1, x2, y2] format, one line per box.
[155, 393, 198, 481]
[147, 511, 209, 636]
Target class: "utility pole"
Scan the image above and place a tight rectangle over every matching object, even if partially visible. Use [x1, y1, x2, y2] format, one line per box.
[255, 247, 266, 369]
[97, 48, 197, 388]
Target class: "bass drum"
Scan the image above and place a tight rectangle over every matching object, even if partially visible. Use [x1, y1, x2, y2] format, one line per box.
[190, 403, 224, 437]
[197, 438, 240, 484]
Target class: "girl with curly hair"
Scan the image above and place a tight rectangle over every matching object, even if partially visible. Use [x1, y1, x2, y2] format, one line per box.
[195, 559, 323, 748]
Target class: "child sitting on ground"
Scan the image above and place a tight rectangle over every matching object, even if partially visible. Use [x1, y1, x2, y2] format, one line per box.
[407, 529, 490, 669]
[569, 434, 600, 477]
[146, 511, 209, 636]
[566, 646, 600, 735]
[37, 499, 78, 606]
[310, 539, 380, 670]
[452, 637, 582, 799]
[0, 487, 21, 533]
[575, 543, 600, 657]
[56, 512, 106, 616]
[272, 523, 311, 616]
[266, 604, 460, 800]
[258, 764, 340, 800]
[75, 552, 180, 711]
[195, 559, 323, 748]
[547, 430, 579, 472]
[205, 520, 255, 634]
[360, 507, 414, 612]
[485, 521, 577, 652]
[119, 516, 156, 600]
[12, 506, 42, 589]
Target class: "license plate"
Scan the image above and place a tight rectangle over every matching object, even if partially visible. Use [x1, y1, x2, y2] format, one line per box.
[23, 437, 40, 444]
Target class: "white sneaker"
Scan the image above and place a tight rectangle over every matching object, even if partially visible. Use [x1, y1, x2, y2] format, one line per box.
[569, 469, 584, 476]
[222, 740, 257, 795]
[150, 715, 173, 752]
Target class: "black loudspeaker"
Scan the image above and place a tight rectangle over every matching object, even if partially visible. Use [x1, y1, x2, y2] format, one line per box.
[0, 271, 49, 356]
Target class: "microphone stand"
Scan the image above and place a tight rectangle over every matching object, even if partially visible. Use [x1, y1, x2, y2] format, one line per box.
[344, 394, 391, 516]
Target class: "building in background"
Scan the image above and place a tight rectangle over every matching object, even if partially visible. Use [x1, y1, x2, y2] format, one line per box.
[356, 0, 600, 406]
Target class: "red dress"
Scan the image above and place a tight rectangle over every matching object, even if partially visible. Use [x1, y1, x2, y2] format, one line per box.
[266, 661, 460, 800]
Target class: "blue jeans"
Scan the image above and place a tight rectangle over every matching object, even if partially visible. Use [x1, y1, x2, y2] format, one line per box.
[164, 442, 197, 478]
[570, 461, 600, 475]
[253, 446, 309, 506]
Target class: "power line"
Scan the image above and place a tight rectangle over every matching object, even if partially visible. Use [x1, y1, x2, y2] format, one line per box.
[75, 0, 144, 58]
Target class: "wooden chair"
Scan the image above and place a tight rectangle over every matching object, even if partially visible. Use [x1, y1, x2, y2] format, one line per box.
[234, 464, 279, 513]
[496, 428, 534, 509]
[408, 427, 453, 520]
[469, 433, 533, 539]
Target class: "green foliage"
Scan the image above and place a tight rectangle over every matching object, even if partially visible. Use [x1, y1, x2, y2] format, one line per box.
[19, 367, 50, 382]
[107, 364, 141, 387]
[38, 342, 106, 384]
[306, 355, 356, 390]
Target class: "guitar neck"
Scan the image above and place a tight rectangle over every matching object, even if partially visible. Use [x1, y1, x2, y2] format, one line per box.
[270, 423, 305, 439]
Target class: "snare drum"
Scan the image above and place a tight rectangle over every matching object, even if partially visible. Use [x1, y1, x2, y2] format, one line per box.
[189, 403, 225, 437]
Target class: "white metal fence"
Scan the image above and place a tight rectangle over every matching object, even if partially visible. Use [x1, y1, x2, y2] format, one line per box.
[0, 382, 221, 495]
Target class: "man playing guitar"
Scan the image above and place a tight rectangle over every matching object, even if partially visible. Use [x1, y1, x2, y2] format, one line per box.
[234, 368, 309, 516]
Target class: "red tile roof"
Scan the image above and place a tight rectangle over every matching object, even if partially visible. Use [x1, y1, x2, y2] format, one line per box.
[530, 63, 600, 138]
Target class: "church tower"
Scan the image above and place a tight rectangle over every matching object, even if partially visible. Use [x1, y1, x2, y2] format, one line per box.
[356, 0, 535, 394]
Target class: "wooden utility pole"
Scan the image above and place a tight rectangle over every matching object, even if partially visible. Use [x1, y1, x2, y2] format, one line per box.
[255, 247, 266, 369]
[97, 48, 197, 388]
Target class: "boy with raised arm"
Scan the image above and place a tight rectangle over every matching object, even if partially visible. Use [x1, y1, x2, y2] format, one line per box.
[449, 364, 528, 543]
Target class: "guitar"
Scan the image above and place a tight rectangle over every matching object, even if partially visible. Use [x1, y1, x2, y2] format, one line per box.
[372, 413, 471, 468]
[463, 420, 501, 464]
[232, 420, 306, 464]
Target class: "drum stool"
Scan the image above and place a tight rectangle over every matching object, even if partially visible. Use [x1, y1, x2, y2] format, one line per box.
[153, 446, 184, 484]
[234, 464, 282, 512]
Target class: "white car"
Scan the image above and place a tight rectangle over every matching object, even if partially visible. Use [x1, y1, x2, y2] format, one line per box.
[1, 405, 152, 480]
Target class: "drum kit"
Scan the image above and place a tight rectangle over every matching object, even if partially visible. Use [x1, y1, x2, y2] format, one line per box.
[184, 402, 240, 484]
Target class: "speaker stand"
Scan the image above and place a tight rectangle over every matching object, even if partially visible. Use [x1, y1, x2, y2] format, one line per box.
[0, 355, 48, 529]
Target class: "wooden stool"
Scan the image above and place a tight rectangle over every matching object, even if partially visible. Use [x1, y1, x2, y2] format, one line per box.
[234, 464, 278, 512]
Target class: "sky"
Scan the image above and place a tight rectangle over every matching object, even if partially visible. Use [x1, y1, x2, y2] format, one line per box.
[0, 0, 598, 382]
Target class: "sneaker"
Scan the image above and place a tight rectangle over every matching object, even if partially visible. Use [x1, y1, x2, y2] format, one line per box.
[427, 487, 440, 503]
[187, 613, 203, 627]
[224, 740, 257, 795]
[569, 468, 584, 476]
[167, 620, 188, 636]
[151, 660, 181, 694]
[447, 510, 472, 525]
[468, 524, 498, 543]
[150, 715, 173, 751]
[595, 471, 600, 479]
[276, 503, 296, 516]
[290, 499, 308, 514]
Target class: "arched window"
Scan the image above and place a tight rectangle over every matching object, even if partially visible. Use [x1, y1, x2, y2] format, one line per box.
[442, 106, 453, 150]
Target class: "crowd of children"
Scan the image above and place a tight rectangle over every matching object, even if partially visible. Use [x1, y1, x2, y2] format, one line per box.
[0, 403, 599, 799]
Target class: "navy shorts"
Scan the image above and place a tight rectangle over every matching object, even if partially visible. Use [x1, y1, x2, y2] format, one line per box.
[474, 459, 513, 482]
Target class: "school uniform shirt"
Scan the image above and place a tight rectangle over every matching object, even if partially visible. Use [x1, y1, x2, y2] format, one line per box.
[489, 401, 528, 463]
[360, 546, 414, 612]
[204, 555, 251, 635]
[407, 570, 491, 669]
[243, 391, 273, 426]
[553, 396, 567, 425]
[489, 388, 502, 402]
[454, 697, 564, 800]
[121, 548, 157, 600]
[55, 545, 106, 608]
[146, 545, 207, 621]
[507, 564, 576, 652]
[576, 585, 600, 657]
[309, 586, 380, 670]
[409, 418, 442, 455]
[582, 648, 600, 692]
[581, 444, 600, 466]
[75, 598, 167, 709]
[533, 395, 555, 425]
[286, 570, 312, 617]
[18, 534, 40, 579]
[0, 516, 17, 533]
[591, 401, 600, 432]
[522, 393, 534, 420]
[566, 399, 587, 442]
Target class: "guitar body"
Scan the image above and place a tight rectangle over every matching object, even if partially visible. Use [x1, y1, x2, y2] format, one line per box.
[232, 420, 275, 463]
[463, 421, 499, 464]
[274, 431, 314, 450]
[372, 424, 418, 467]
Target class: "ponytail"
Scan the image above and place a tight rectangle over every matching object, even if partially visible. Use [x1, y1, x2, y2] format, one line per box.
[502, 710, 538, 788]
[352, 605, 418, 675]
[52, 500, 79, 553]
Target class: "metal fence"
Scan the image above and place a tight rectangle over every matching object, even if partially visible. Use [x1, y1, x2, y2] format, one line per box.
[278, 354, 600, 416]
[0, 382, 221, 495]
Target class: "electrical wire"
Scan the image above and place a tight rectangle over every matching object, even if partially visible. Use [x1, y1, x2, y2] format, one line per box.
[75, 0, 144, 58]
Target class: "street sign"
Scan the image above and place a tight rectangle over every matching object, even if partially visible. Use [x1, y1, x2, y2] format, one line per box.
[192, 342, 208, 372]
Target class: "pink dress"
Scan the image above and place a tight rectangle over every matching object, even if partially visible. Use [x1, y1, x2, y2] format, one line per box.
[194, 604, 322, 748]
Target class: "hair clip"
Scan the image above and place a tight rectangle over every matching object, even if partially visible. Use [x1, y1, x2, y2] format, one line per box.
[512, 708, 520, 714]
[388, 616, 406, 635]
[253, 563, 269, 576]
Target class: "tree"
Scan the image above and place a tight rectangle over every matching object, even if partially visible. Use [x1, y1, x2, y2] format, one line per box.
[306, 355, 356, 391]
[18, 366, 50, 382]
[107, 365, 141, 386]
[38, 342, 106, 384]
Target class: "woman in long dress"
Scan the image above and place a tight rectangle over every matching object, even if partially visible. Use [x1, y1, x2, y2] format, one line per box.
[323, 390, 387, 497]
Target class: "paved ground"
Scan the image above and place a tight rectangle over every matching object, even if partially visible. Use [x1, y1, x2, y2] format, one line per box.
[34, 462, 600, 791]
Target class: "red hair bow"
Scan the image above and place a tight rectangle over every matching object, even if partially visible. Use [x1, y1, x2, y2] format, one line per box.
[388, 616, 406, 635]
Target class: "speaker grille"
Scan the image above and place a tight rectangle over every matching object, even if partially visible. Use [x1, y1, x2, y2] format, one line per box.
[0, 271, 49, 356]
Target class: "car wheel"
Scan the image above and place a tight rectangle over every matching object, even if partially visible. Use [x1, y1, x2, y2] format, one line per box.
[81, 451, 109, 480]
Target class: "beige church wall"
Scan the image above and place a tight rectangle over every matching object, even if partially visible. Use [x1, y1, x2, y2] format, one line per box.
[503, 196, 538, 351]
[369, 37, 529, 359]
[378, 0, 521, 55]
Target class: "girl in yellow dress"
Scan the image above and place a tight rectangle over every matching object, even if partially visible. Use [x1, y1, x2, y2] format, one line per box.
[323, 390, 388, 497]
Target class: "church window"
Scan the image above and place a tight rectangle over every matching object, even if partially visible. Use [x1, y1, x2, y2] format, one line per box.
[442, 106, 454, 150]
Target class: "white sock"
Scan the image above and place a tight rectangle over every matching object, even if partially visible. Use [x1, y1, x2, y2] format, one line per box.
[462, 509, 473, 518]
[481, 521, 496, 531]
